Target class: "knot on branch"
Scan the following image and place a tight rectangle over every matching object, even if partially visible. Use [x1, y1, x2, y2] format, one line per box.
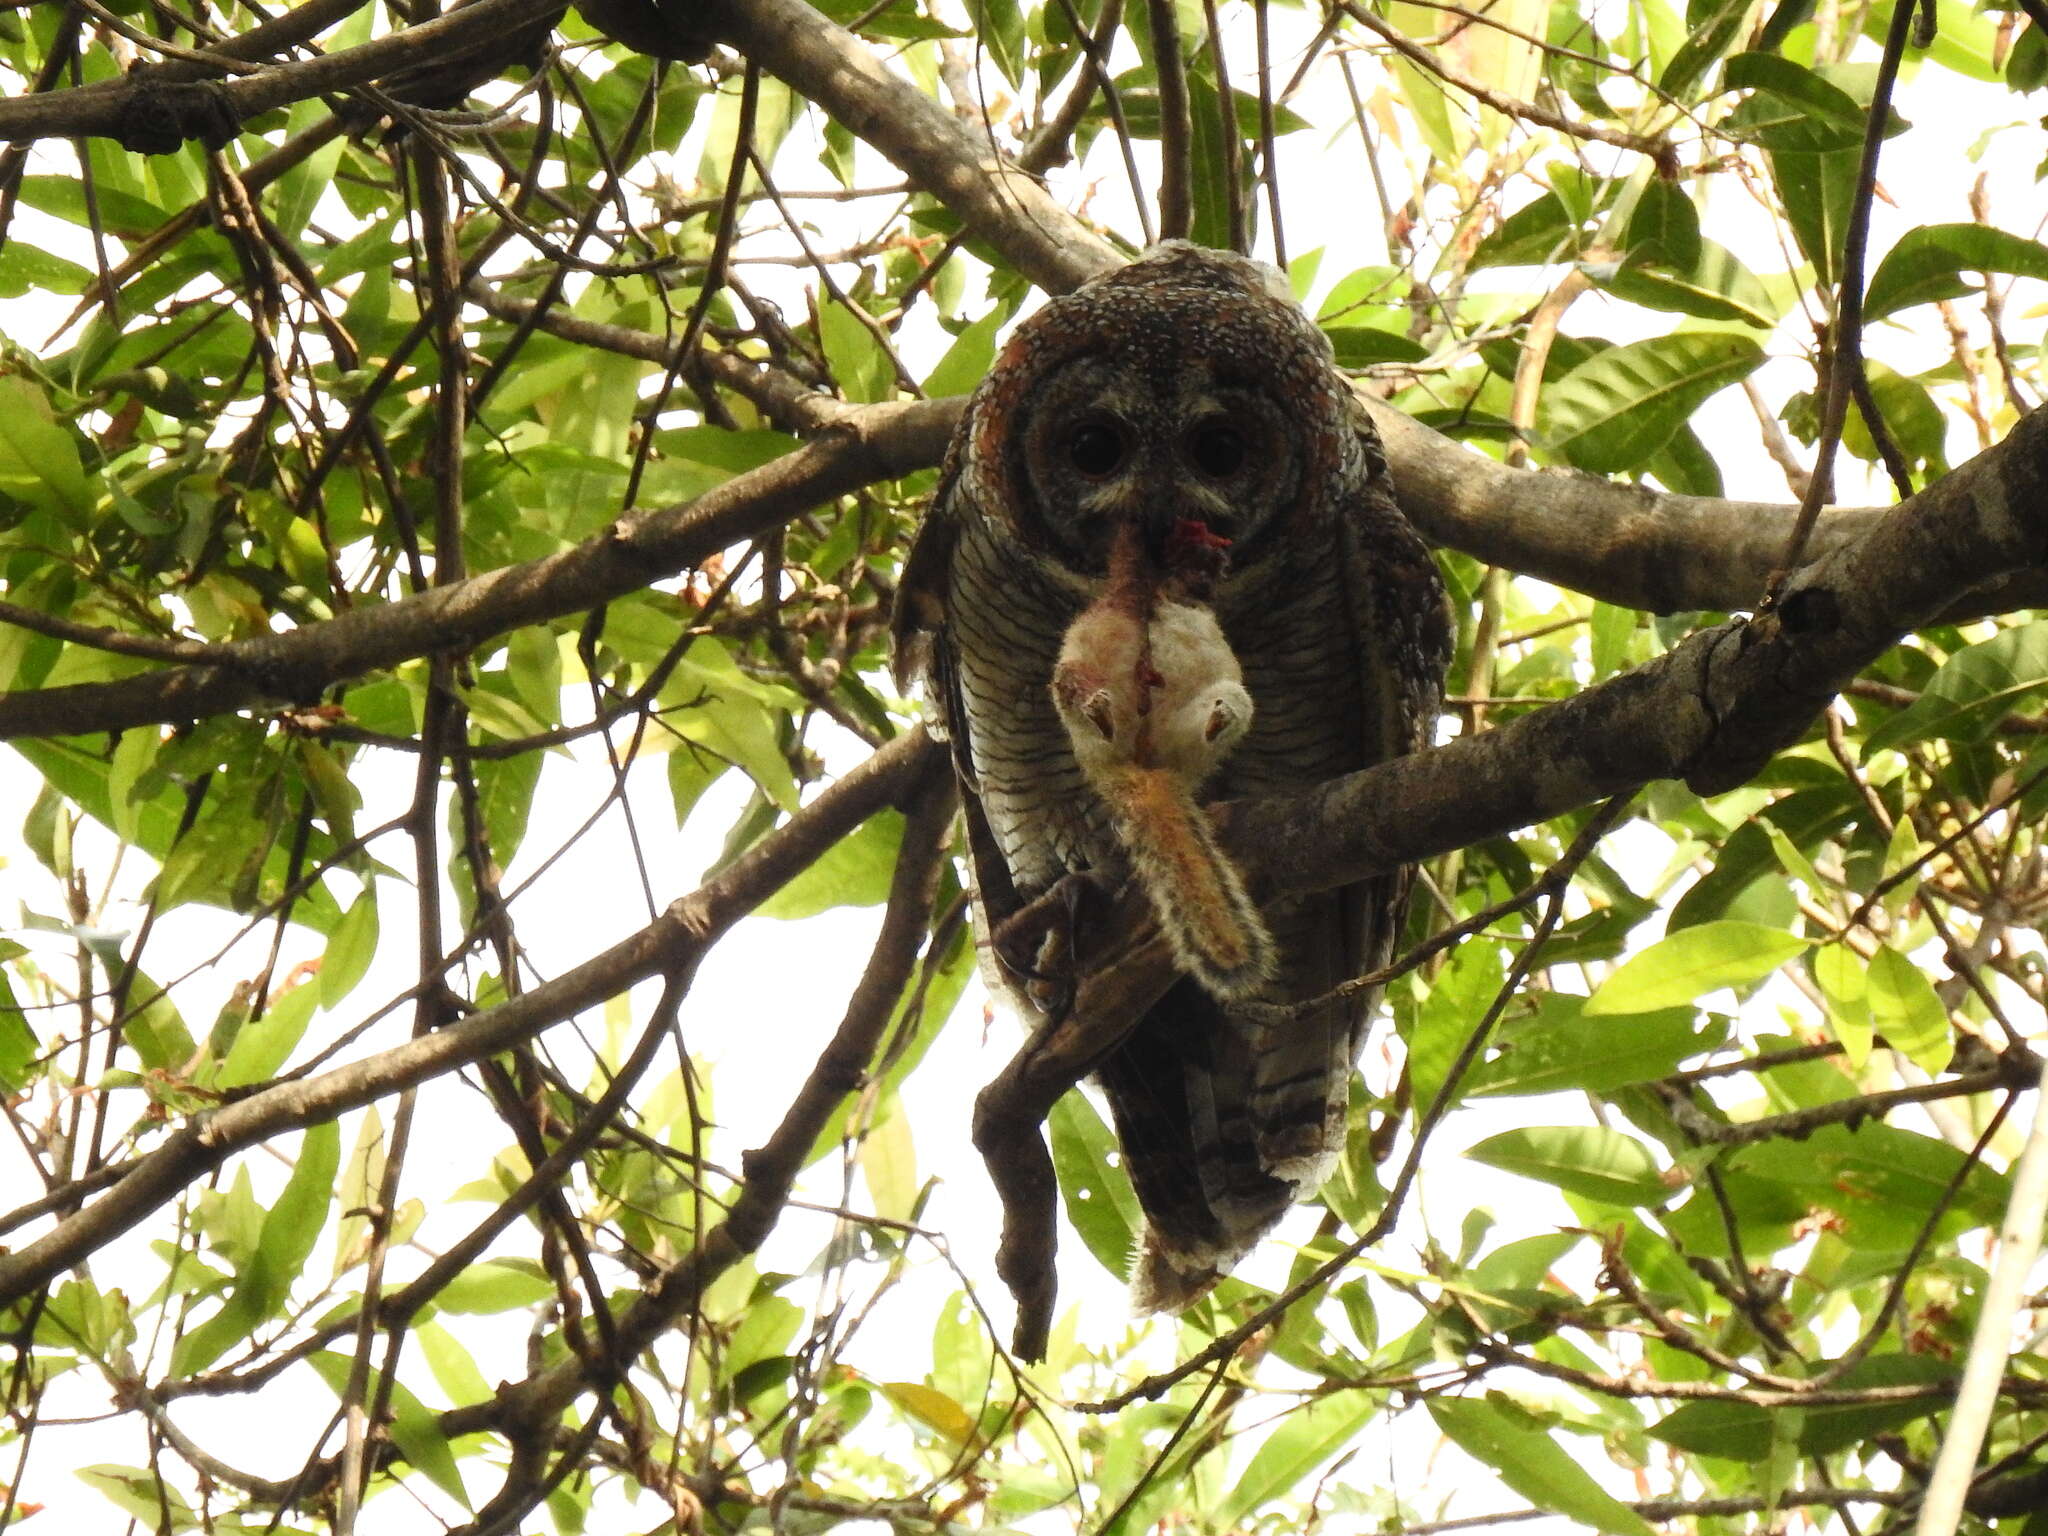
[1681, 602, 1845, 797]
[115, 72, 240, 155]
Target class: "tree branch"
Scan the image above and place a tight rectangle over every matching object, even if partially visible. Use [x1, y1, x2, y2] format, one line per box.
[0, 400, 954, 740]
[13, 378, 2048, 742]
[1238, 402, 2048, 896]
[0, 0, 564, 147]
[447, 764, 956, 1503]
[0, 728, 947, 1303]
[694, 0, 1121, 295]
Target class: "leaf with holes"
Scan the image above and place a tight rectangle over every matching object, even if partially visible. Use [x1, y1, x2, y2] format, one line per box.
[1049, 1089, 1139, 1280]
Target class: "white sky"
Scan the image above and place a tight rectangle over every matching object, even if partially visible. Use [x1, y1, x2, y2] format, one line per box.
[1, 2, 2045, 1530]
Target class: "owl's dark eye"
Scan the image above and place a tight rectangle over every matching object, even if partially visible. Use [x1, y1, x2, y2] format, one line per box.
[1068, 420, 1126, 477]
[1187, 422, 1248, 478]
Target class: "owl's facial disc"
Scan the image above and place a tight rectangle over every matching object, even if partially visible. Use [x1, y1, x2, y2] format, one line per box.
[1015, 356, 1301, 571]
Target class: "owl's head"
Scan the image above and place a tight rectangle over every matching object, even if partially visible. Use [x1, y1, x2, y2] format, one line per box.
[965, 243, 1354, 577]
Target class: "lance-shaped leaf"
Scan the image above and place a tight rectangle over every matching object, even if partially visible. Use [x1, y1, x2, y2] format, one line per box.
[1541, 333, 1763, 473]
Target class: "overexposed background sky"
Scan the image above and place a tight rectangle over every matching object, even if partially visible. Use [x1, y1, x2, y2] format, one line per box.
[2, 0, 2045, 1528]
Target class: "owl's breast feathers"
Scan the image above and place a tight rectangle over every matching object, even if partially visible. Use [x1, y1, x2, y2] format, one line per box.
[891, 244, 1448, 1313]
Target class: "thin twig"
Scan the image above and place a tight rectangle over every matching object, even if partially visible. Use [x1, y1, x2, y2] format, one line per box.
[1148, 0, 1193, 240]
[1769, 0, 1917, 587]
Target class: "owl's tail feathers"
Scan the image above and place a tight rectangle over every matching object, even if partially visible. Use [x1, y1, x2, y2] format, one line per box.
[1130, 1236, 1222, 1315]
[1248, 1045, 1350, 1188]
[1106, 769, 1275, 1001]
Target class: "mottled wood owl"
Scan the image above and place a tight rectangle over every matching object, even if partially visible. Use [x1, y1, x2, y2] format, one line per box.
[892, 242, 1450, 1310]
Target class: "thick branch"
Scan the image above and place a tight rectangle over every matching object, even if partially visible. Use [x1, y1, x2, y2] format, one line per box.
[695, 0, 1120, 295]
[1366, 398, 2048, 617]
[0, 400, 954, 740]
[1048, 404, 2048, 1083]
[0, 729, 947, 1303]
[0, 0, 563, 146]
[1244, 404, 2048, 888]
[14, 380, 2048, 741]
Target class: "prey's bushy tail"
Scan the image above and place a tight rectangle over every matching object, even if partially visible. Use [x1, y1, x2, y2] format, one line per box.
[1106, 768, 1274, 1000]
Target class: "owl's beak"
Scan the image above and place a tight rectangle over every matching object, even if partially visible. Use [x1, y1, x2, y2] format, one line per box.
[1136, 506, 1182, 572]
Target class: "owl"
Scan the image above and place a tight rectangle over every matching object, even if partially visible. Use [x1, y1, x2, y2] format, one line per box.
[892, 242, 1450, 1312]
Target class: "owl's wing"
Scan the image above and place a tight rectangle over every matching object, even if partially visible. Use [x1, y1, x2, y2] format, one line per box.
[1246, 454, 1450, 1169]
[891, 493, 1041, 1003]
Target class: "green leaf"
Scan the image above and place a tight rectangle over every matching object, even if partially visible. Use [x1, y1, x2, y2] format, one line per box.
[1625, 174, 1702, 271]
[922, 307, 1004, 398]
[1724, 52, 1872, 149]
[217, 981, 319, 1089]
[1769, 141, 1857, 284]
[1584, 921, 1809, 1015]
[1866, 224, 2048, 320]
[2009, 17, 2048, 90]
[663, 639, 801, 812]
[319, 889, 380, 1010]
[963, 0, 1025, 84]
[1469, 996, 1720, 1097]
[77, 1465, 198, 1526]
[1469, 191, 1581, 269]
[819, 298, 893, 405]
[1465, 1125, 1670, 1207]
[756, 809, 904, 919]
[16, 175, 168, 238]
[1541, 333, 1763, 473]
[877, 1380, 976, 1446]
[1763, 821, 1825, 894]
[1048, 1089, 1139, 1280]
[1651, 1397, 1773, 1459]
[0, 242, 91, 299]
[1842, 361, 1946, 475]
[727, 1293, 802, 1378]
[434, 1258, 555, 1314]
[858, 1090, 919, 1221]
[1604, 238, 1780, 327]
[1866, 945, 1953, 1075]
[0, 377, 91, 521]
[1812, 945, 1874, 1066]
[1730, 1122, 2010, 1246]
[1219, 1390, 1377, 1524]
[332, 1107, 385, 1277]
[1798, 1355, 1953, 1452]
[462, 750, 543, 889]
[1590, 601, 1637, 681]
[171, 1121, 340, 1375]
[309, 1352, 471, 1508]
[415, 1317, 491, 1406]
[1326, 326, 1431, 367]
[1407, 930, 1505, 1115]
[0, 971, 34, 1092]
[1659, 0, 1751, 96]
[270, 98, 349, 238]
[1430, 1396, 1657, 1536]
[1863, 622, 2048, 755]
[1647, 421, 1724, 497]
